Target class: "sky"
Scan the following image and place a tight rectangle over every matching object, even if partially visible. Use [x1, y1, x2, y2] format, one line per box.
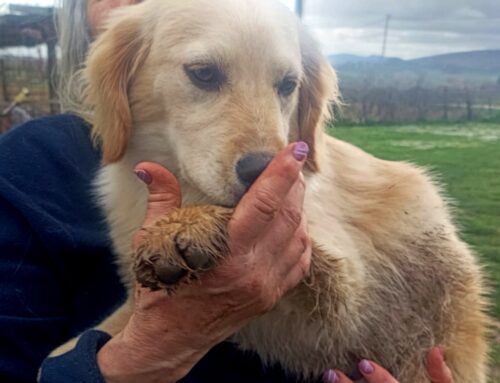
[2, 0, 500, 59]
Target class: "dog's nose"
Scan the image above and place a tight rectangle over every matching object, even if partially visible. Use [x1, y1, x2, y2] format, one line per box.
[236, 152, 273, 188]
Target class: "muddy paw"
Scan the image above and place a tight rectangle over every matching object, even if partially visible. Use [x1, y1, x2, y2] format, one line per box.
[134, 205, 233, 292]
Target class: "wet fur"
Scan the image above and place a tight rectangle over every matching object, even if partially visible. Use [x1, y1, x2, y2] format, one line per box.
[54, 0, 490, 381]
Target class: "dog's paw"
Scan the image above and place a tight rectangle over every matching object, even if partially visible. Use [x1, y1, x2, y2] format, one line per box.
[134, 205, 233, 292]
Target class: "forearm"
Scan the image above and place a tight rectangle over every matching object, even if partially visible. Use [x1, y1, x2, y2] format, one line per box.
[97, 313, 217, 383]
[98, 337, 209, 383]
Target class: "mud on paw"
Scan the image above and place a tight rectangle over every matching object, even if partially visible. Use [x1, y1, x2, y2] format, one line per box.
[134, 205, 233, 292]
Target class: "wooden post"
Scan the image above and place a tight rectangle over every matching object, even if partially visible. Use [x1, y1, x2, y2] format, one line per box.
[46, 39, 58, 114]
[296, 0, 303, 19]
[0, 59, 8, 103]
[381, 14, 391, 58]
[443, 86, 449, 121]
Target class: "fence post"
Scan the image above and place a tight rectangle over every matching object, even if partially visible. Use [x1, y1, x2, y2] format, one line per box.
[47, 40, 58, 114]
[0, 59, 8, 103]
[295, 0, 303, 19]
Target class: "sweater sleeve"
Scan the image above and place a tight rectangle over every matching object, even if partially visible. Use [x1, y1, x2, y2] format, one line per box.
[39, 330, 110, 383]
[0, 186, 116, 383]
[0, 116, 126, 383]
[0, 194, 72, 383]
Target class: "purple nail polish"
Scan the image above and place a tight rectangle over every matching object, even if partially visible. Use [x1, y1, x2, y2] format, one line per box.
[322, 369, 339, 383]
[358, 359, 375, 375]
[135, 169, 152, 185]
[293, 141, 309, 161]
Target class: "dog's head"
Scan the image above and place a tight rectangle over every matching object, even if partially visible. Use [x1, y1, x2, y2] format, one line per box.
[84, 0, 339, 205]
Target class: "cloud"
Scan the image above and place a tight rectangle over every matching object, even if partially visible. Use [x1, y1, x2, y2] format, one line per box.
[301, 0, 500, 58]
[4, 0, 499, 59]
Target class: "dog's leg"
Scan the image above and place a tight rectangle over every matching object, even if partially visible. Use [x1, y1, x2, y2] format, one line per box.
[134, 205, 234, 292]
[49, 299, 133, 357]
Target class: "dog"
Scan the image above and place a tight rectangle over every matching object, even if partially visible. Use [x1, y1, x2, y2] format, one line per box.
[59, 0, 490, 381]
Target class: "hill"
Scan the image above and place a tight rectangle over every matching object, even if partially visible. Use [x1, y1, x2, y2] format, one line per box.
[410, 50, 500, 74]
[329, 50, 500, 76]
[328, 50, 500, 124]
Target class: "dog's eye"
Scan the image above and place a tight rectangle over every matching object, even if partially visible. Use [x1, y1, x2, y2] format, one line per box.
[184, 64, 224, 91]
[278, 77, 298, 97]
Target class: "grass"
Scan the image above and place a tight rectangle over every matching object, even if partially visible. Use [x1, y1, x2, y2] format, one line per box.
[328, 121, 500, 379]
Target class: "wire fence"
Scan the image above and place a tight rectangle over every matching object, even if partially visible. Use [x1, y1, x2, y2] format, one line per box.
[0, 48, 54, 117]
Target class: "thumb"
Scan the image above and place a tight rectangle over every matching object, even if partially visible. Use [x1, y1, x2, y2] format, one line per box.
[229, 142, 306, 245]
[426, 347, 453, 383]
[134, 162, 182, 228]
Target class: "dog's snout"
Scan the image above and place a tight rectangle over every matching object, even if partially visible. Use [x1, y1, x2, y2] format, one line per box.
[236, 152, 273, 188]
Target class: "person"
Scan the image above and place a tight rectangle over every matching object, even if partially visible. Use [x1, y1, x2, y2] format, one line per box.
[0, 0, 454, 382]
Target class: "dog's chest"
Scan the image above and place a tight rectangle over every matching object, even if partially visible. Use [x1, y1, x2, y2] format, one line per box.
[232, 297, 363, 381]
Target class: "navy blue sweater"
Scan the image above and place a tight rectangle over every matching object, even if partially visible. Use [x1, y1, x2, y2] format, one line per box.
[0, 115, 305, 383]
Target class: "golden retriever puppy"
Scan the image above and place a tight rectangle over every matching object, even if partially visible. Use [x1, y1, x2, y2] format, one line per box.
[70, 0, 489, 381]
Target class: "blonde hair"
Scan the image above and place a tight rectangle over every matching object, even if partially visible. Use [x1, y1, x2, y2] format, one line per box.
[56, 0, 92, 112]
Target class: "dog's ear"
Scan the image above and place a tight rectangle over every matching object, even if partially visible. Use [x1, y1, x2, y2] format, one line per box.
[84, 12, 152, 164]
[297, 25, 339, 172]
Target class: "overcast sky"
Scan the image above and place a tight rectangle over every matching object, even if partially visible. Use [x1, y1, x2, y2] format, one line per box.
[303, 0, 500, 59]
[3, 0, 500, 59]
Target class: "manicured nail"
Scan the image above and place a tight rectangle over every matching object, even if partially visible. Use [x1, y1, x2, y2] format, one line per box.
[322, 369, 340, 383]
[359, 359, 375, 375]
[293, 141, 309, 161]
[135, 169, 152, 185]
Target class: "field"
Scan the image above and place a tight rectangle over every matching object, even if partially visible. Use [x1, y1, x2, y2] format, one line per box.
[329, 121, 500, 379]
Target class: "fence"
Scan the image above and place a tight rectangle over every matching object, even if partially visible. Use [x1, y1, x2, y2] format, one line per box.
[0, 51, 54, 118]
[0, 4, 57, 132]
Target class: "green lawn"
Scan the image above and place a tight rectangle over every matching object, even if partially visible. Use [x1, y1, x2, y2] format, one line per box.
[328, 122, 500, 378]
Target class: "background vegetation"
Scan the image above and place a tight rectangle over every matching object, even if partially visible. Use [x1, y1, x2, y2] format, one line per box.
[331, 50, 500, 124]
[329, 121, 500, 380]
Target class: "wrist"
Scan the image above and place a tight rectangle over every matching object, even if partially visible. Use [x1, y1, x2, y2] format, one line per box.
[97, 338, 172, 383]
[97, 322, 211, 383]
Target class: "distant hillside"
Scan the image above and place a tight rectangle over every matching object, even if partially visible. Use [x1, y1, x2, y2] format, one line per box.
[329, 54, 404, 67]
[329, 50, 500, 76]
[328, 50, 500, 124]
[410, 50, 500, 74]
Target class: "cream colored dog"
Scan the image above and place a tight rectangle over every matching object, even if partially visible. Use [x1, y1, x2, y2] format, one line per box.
[64, 0, 490, 381]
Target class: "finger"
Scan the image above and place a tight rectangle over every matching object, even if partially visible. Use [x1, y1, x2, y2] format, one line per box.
[335, 370, 354, 383]
[272, 211, 310, 276]
[258, 175, 306, 259]
[358, 359, 398, 383]
[323, 369, 350, 383]
[427, 347, 453, 383]
[282, 231, 312, 292]
[134, 162, 182, 228]
[229, 142, 308, 247]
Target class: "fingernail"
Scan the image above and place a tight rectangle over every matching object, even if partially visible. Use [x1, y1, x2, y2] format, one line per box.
[322, 369, 340, 383]
[135, 169, 152, 185]
[293, 141, 309, 161]
[358, 359, 375, 375]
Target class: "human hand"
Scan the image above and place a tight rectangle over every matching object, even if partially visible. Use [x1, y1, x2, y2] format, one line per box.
[426, 347, 454, 383]
[98, 142, 311, 383]
[323, 347, 453, 383]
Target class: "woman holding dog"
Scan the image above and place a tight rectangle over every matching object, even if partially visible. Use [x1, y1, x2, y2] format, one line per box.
[0, 0, 454, 382]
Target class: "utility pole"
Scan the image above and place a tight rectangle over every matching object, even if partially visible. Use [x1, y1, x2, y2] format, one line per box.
[295, 0, 303, 19]
[381, 14, 391, 58]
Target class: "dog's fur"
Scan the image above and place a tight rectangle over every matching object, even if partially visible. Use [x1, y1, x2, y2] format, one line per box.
[59, 0, 490, 381]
